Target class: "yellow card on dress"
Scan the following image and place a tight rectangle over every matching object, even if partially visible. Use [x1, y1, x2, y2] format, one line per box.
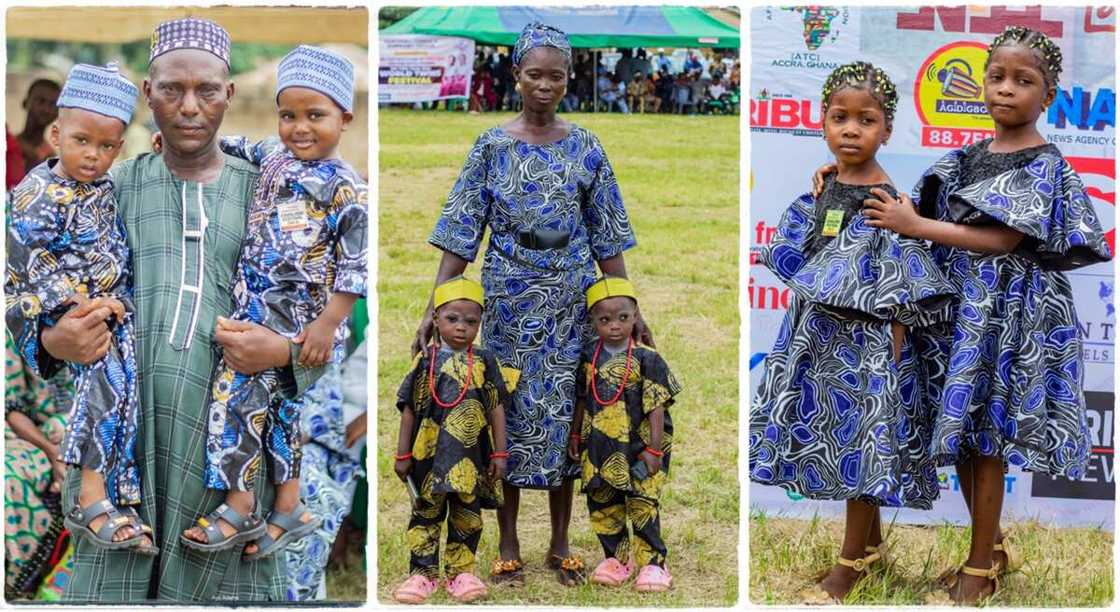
[821, 209, 844, 237]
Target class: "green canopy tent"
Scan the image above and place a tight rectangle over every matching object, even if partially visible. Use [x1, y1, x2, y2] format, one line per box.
[382, 6, 740, 110]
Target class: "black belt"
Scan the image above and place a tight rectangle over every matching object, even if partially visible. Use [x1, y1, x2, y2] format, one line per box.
[516, 229, 570, 250]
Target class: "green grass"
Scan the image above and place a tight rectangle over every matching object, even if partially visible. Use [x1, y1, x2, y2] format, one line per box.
[749, 513, 1114, 606]
[377, 109, 739, 605]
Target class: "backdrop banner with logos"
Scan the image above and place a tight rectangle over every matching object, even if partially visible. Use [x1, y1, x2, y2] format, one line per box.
[749, 5, 1116, 529]
[378, 34, 475, 103]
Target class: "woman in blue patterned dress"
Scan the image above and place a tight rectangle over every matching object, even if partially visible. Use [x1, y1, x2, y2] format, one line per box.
[414, 23, 649, 585]
[750, 63, 957, 603]
[862, 28, 1110, 604]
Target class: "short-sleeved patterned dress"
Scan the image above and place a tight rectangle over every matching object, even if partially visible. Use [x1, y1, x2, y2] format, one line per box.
[750, 177, 957, 508]
[430, 125, 636, 489]
[912, 140, 1111, 477]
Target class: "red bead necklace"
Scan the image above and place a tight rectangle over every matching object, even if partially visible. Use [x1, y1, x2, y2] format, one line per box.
[591, 337, 634, 406]
[428, 343, 473, 409]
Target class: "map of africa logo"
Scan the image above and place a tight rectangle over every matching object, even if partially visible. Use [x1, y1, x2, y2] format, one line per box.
[783, 6, 841, 50]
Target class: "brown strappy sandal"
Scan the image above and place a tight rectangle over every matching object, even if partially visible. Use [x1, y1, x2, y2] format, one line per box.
[798, 548, 883, 604]
[925, 562, 1000, 605]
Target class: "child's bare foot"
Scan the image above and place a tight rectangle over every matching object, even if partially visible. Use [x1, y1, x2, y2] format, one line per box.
[76, 468, 150, 547]
[181, 490, 255, 544]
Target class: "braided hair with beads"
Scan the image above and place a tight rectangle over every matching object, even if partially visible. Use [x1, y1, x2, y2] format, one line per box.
[986, 25, 1063, 87]
[820, 61, 899, 127]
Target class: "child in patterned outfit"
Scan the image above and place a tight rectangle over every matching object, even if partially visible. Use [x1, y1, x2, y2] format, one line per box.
[570, 276, 681, 593]
[858, 28, 1110, 604]
[5, 63, 158, 555]
[178, 45, 368, 559]
[391, 277, 512, 604]
[752, 62, 958, 603]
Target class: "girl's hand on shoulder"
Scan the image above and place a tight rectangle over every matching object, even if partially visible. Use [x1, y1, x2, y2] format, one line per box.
[641, 449, 662, 475]
[863, 189, 921, 236]
[812, 163, 838, 198]
[394, 457, 413, 482]
[489, 456, 507, 479]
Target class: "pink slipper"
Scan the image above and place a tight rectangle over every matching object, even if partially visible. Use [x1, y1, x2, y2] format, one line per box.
[591, 557, 634, 586]
[635, 564, 672, 593]
[392, 574, 438, 604]
[446, 572, 489, 602]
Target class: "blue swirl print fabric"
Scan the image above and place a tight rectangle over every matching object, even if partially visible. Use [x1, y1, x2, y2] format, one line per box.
[430, 125, 636, 488]
[912, 139, 1111, 478]
[749, 183, 952, 508]
[5, 160, 141, 506]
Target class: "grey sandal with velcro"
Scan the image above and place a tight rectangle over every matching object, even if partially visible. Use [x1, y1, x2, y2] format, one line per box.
[242, 502, 320, 562]
[64, 498, 145, 551]
[179, 502, 266, 552]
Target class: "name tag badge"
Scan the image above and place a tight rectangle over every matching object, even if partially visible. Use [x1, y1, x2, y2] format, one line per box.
[278, 201, 309, 232]
[821, 209, 844, 237]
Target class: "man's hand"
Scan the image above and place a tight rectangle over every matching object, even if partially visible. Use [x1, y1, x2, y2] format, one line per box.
[213, 317, 291, 375]
[41, 304, 113, 365]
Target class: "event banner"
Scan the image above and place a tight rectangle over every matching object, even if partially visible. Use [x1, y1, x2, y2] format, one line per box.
[749, 6, 1116, 529]
[378, 35, 475, 103]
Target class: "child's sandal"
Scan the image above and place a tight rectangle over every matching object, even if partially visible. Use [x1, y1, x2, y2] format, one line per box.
[798, 549, 882, 605]
[490, 558, 525, 586]
[925, 563, 1000, 606]
[63, 498, 145, 551]
[179, 503, 266, 552]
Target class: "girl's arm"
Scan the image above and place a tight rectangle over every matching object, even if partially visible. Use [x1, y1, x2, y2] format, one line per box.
[488, 404, 507, 479]
[394, 406, 416, 482]
[568, 399, 584, 459]
[863, 188, 1024, 254]
[640, 405, 665, 474]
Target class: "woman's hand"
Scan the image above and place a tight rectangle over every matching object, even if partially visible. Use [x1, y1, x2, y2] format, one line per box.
[412, 310, 435, 357]
[811, 163, 838, 198]
[862, 188, 922, 236]
[633, 314, 655, 348]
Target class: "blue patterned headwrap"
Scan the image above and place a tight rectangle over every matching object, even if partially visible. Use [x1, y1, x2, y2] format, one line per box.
[512, 22, 572, 66]
[57, 62, 139, 125]
[277, 45, 355, 112]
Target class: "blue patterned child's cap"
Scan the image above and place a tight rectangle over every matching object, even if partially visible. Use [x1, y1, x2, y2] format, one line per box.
[276, 45, 355, 112]
[57, 62, 139, 125]
[513, 22, 572, 66]
[149, 17, 231, 67]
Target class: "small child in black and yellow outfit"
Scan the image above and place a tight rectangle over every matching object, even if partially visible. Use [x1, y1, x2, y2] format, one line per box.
[569, 276, 681, 593]
[392, 277, 515, 605]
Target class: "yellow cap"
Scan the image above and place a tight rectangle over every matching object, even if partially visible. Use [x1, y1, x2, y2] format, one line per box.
[586, 276, 636, 310]
[434, 277, 484, 309]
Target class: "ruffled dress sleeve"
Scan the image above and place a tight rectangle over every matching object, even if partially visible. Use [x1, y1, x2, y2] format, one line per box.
[429, 133, 492, 262]
[946, 153, 1111, 271]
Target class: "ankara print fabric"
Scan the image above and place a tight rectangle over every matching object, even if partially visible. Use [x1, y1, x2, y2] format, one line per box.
[750, 185, 947, 508]
[5, 160, 131, 373]
[765, 178, 957, 327]
[220, 136, 367, 345]
[575, 342, 680, 494]
[5, 160, 141, 507]
[429, 125, 636, 488]
[396, 345, 517, 508]
[911, 140, 1111, 477]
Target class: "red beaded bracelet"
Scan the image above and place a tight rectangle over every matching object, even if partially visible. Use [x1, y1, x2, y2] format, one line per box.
[394, 452, 413, 461]
[490, 451, 510, 459]
[644, 446, 664, 457]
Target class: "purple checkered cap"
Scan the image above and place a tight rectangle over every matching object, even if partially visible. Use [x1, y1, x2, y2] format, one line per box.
[149, 17, 231, 67]
[276, 45, 354, 112]
[57, 62, 139, 125]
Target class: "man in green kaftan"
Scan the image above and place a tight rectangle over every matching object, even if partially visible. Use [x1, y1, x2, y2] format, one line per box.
[39, 18, 321, 601]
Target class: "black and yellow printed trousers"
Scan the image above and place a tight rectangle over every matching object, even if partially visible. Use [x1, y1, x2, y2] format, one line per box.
[406, 491, 483, 579]
[586, 482, 667, 568]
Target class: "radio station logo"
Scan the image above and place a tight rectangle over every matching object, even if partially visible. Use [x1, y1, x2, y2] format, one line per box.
[750, 90, 822, 137]
[914, 41, 995, 148]
[1032, 391, 1115, 500]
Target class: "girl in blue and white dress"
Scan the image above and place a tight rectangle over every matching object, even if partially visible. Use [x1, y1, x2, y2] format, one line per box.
[862, 27, 1110, 604]
[750, 61, 958, 603]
